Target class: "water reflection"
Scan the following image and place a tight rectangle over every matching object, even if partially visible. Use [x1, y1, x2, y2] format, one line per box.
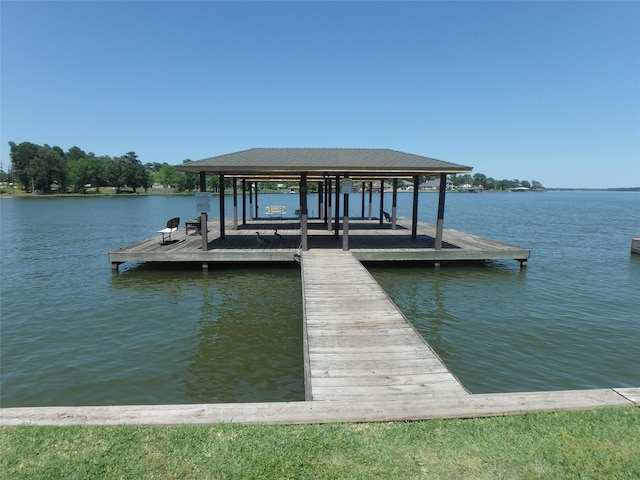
[366, 261, 529, 392]
[111, 264, 304, 403]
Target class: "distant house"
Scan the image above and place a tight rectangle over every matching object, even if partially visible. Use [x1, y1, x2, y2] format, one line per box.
[420, 177, 456, 191]
[457, 184, 484, 193]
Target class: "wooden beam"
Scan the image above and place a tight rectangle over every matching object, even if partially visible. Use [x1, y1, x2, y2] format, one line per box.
[326, 177, 332, 231]
[253, 181, 259, 220]
[343, 177, 350, 251]
[232, 178, 238, 230]
[334, 175, 340, 237]
[368, 181, 373, 220]
[241, 179, 247, 225]
[379, 178, 384, 225]
[317, 181, 323, 221]
[199, 172, 208, 251]
[411, 175, 419, 239]
[248, 181, 253, 220]
[1, 388, 633, 426]
[300, 173, 308, 251]
[219, 174, 225, 240]
[435, 173, 447, 250]
[392, 178, 398, 230]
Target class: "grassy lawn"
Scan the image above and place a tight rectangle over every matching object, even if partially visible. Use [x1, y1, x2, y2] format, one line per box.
[2, 407, 638, 479]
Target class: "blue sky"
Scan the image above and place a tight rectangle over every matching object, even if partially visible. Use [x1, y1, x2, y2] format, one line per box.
[2, 1, 639, 189]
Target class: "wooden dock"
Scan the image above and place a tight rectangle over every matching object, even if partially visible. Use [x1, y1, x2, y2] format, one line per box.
[2, 388, 637, 426]
[301, 249, 468, 401]
[108, 217, 530, 270]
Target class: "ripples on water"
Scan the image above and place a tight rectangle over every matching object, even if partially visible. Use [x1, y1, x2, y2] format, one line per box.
[1, 192, 638, 406]
[369, 191, 640, 393]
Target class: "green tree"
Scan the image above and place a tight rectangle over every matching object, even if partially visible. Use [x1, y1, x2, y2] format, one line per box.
[66, 146, 87, 161]
[9, 142, 68, 193]
[484, 177, 496, 190]
[106, 152, 149, 193]
[174, 159, 199, 192]
[496, 179, 512, 190]
[68, 156, 107, 193]
[144, 162, 164, 173]
[9, 141, 40, 191]
[68, 157, 93, 193]
[34, 145, 67, 192]
[472, 173, 487, 187]
[155, 164, 179, 188]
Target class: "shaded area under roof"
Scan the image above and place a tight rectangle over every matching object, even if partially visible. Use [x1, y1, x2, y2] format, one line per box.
[176, 148, 473, 179]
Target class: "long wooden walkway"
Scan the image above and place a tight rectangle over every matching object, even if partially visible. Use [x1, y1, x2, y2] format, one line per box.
[301, 249, 468, 401]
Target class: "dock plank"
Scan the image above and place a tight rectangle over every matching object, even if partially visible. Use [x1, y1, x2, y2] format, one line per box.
[301, 249, 468, 401]
[109, 217, 530, 269]
[1, 388, 635, 426]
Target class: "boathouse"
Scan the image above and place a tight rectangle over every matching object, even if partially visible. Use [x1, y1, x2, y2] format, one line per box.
[177, 147, 470, 252]
[109, 148, 530, 270]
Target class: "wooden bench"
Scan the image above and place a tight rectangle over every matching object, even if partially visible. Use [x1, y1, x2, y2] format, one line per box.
[265, 205, 287, 218]
[185, 217, 202, 235]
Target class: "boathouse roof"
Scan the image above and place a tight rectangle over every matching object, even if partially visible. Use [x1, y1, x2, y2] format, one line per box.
[176, 148, 472, 179]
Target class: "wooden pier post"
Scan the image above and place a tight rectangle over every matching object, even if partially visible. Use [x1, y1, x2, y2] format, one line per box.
[199, 172, 209, 252]
[318, 181, 323, 221]
[242, 179, 247, 225]
[343, 177, 350, 251]
[326, 178, 332, 231]
[300, 174, 308, 251]
[435, 173, 447, 250]
[253, 182, 259, 220]
[219, 174, 225, 240]
[334, 175, 340, 237]
[411, 175, 419, 239]
[391, 178, 398, 230]
[379, 178, 385, 225]
[232, 178, 238, 230]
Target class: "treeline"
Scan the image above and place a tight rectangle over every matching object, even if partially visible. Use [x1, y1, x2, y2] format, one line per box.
[6, 141, 543, 194]
[449, 173, 543, 191]
[7, 141, 203, 194]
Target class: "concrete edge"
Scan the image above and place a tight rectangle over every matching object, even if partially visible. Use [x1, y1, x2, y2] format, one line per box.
[1, 388, 637, 427]
[613, 387, 640, 405]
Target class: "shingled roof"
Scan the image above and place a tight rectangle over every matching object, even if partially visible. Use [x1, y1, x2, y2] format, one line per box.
[176, 148, 472, 179]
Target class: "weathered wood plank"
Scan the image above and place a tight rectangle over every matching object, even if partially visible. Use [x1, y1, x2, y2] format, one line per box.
[301, 250, 468, 401]
[109, 217, 530, 267]
[4, 389, 633, 426]
[613, 387, 640, 405]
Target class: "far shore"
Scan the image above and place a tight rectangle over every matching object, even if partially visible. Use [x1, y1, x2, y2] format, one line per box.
[1, 186, 639, 199]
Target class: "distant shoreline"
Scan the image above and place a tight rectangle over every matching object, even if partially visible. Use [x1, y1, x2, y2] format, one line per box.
[1, 187, 639, 199]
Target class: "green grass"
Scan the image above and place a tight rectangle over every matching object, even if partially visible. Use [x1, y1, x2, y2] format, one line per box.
[2, 408, 638, 479]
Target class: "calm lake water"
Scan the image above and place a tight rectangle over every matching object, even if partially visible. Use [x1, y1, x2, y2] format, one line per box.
[1, 191, 638, 407]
